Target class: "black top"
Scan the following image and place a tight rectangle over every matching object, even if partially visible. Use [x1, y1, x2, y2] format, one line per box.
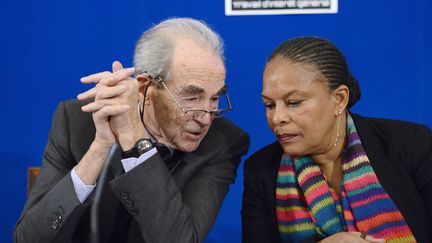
[241, 113, 432, 243]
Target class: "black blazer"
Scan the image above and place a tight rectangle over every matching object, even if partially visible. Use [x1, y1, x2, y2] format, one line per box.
[241, 114, 432, 243]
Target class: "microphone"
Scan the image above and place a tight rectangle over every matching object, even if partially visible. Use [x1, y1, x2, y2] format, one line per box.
[89, 143, 120, 243]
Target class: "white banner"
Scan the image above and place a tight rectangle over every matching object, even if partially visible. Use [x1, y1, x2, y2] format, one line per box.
[225, 0, 338, 16]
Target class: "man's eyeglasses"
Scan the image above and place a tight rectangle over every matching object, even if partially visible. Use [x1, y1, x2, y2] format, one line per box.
[147, 73, 233, 118]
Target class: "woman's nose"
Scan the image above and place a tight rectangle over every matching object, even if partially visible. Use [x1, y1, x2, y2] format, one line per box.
[271, 105, 291, 125]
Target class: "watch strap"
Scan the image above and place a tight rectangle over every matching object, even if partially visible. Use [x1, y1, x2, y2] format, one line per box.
[121, 138, 154, 158]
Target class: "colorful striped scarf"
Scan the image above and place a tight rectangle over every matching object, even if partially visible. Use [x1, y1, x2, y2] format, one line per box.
[276, 114, 415, 242]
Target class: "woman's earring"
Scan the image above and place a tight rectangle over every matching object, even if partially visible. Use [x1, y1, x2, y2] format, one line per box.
[334, 111, 342, 147]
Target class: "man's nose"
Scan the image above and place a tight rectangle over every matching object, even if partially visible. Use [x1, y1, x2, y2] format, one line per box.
[194, 111, 213, 125]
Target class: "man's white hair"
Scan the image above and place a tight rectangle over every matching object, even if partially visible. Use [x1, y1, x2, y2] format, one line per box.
[133, 17, 224, 81]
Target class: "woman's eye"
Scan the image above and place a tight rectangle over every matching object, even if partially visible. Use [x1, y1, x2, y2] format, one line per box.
[287, 100, 303, 107]
[264, 103, 275, 109]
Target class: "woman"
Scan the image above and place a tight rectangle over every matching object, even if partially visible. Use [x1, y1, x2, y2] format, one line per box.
[241, 37, 432, 243]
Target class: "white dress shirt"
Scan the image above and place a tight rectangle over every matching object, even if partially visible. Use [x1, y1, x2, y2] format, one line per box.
[71, 148, 157, 203]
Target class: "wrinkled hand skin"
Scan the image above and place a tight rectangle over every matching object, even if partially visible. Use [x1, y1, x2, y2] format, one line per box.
[78, 61, 148, 151]
[75, 61, 148, 185]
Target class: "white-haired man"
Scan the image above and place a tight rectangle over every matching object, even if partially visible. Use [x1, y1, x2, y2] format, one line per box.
[15, 18, 249, 243]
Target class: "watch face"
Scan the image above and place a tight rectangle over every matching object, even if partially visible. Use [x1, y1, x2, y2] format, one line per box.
[137, 139, 153, 154]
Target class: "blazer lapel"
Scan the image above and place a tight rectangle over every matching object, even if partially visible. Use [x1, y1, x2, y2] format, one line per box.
[267, 143, 284, 237]
[351, 114, 423, 237]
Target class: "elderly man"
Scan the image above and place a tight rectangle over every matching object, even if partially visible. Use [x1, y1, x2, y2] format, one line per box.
[14, 18, 250, 243]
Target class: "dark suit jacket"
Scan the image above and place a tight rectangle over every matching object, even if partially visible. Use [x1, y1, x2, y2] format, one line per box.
[14, 99, 250, 243]
[241, 114, 432, 243]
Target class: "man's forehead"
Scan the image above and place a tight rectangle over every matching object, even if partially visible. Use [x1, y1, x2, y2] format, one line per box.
[170, 54, 226, 76]
[169, 60, 226, 93]
[171, 38, 225, 73]
[167, 38, 226, 93]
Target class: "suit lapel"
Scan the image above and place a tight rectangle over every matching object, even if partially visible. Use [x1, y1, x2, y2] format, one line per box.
[171, 152, 201, 187]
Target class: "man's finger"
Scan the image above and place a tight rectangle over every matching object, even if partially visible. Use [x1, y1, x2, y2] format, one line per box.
[100, 67, 135, 86]
[77, 87, 97, 100]
[112, 61, 124, 72]
[80, 71, 112, 84]
[81, 101, 105, 113]
[93, 105, 130, 120]
[81, 99, 122, 113]
[94, 84, 128, 100]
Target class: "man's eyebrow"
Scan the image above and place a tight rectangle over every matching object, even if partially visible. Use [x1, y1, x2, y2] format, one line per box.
[179, 85, 205, 95]
[179, 85, 227, 95]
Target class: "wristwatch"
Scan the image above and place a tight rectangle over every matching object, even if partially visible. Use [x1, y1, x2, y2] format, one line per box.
[121, 138, 154, 158]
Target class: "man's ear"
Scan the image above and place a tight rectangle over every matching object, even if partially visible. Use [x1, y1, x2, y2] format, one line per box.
[136, 74, 153, 104]
[332, 84, 349, 115]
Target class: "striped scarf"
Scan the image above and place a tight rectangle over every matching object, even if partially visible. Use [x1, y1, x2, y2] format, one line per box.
[276, 114, 415, 242]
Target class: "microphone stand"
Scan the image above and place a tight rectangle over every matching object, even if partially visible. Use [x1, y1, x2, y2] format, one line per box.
[89, 144, 119, 243]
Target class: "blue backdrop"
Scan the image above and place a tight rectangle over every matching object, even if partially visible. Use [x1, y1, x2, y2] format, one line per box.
[1, 1, 431, 242]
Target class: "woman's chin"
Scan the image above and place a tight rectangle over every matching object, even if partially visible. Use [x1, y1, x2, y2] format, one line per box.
[280, 144, 306, 156]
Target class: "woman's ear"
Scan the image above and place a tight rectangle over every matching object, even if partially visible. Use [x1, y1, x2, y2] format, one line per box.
[332, 84, 349, 115]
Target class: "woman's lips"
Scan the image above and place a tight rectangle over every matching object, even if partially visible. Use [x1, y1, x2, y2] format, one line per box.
[277, 134, 298, 142]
